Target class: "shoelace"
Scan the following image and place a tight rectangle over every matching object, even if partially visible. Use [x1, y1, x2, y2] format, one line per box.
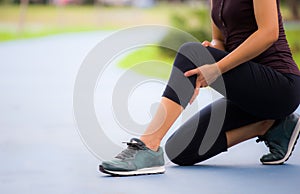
[256, 136, 270, 147]
[256, 136, 283, 156]
[115, 141, 146, 160]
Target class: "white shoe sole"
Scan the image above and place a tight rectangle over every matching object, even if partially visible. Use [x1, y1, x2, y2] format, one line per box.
[99, 165, 165, 176]
[262, 117, 300, 165]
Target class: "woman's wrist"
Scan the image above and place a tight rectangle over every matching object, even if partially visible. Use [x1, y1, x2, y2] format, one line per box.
[216, 62, 225, 74]
[211, 39, 225, 51]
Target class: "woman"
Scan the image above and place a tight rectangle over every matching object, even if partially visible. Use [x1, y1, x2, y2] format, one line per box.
[100, 0, 300, 176]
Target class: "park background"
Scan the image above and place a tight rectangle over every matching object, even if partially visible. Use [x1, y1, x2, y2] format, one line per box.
[0, 0, 300, 73]
[1, 1, 300, 194]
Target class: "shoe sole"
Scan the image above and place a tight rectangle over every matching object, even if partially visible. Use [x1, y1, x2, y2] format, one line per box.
[262, 117, 300, 165]
[99, 165, 165, 176]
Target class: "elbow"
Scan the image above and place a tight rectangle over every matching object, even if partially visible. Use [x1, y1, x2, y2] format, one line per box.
[269, 30, 279, 44]
[258, 26, 279, 45]
[265, 27, 279, 45]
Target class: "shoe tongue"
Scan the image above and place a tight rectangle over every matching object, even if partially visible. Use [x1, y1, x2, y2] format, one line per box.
[130, 138, 146, 146]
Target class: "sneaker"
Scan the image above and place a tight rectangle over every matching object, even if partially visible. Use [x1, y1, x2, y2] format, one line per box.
[257, 113, 300, 165]
[99, 138, 165, 176]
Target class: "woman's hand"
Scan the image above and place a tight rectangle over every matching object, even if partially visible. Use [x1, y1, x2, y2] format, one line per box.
[202, 40, 225, 51]
[202, 41, 214, 47]
[184, 63, 221, 104]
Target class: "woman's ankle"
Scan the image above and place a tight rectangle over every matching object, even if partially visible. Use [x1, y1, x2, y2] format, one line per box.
[140, 137, 161, 152]
[257, 120, 276, 136]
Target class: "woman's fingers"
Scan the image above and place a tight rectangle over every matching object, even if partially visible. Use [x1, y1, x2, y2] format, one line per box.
[189, 74, 202, 104]
[186, 64, 222, 104]
[202, 41, 212, 47]
[184, 68, 200, 77]
[189, 87, 200, 104]
[195, 75, 201, 88]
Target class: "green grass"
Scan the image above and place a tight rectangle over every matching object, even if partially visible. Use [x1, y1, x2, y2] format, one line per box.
[0, 5, 102, 41]
[286, 29, 300, 69]
[0, 4, 179, 41]
[118, 46, 174, 80]
[0, 26, 108, 41]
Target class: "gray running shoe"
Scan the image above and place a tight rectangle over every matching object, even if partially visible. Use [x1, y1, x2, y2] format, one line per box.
[99, 138, 165, 176]
[257, 114, 300, 165]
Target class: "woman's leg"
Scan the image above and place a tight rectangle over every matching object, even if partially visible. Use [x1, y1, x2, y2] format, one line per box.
[226, 120, 274, 148]
[140, 43, 220, 150]
[140, 97, 274, 152]
[140, 97, 183, 151]
[162, 42, 299, 165]
[140, 42, 225, 151]
[141, 42, 279, 153]
[165, 98, 274, 165]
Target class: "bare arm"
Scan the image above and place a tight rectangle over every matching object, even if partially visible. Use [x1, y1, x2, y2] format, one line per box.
[209, 21, 225, 51]
[216, 0, 279, 73]
[185, 0, 280, 104]
[202, 0, 225, 50]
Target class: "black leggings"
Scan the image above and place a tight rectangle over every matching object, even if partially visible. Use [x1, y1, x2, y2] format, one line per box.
[163, 42, 300, 166]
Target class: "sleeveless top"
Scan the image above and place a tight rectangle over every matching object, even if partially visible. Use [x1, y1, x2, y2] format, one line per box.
[211, 0, 300, 75]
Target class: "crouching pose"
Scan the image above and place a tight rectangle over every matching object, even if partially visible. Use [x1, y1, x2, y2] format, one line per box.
[100, 0, 300, 176]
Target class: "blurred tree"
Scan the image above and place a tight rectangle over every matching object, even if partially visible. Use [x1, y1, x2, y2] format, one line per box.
[18, 0, 29, 34]
[13, 0, 48, 4]
[159, 0, 207, 3]
[286, 0, 299, 20]
[159, 7, 211, 56]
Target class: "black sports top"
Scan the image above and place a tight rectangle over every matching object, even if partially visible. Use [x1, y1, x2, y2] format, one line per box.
[211, 0, 300, 75]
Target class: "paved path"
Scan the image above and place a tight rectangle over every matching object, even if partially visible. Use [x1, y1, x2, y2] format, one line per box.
[0, 32, 300, 194]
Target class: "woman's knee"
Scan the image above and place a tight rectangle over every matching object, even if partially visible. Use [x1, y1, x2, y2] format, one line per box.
[178, 42, 227, 64]
[165, 147, 195, 166]
[165, 136, 183, 165]
[205, 46, 228, 62]
[165, 136, 197, 166]
[178, 42, 203, 54]
[172, 42, 203, 72]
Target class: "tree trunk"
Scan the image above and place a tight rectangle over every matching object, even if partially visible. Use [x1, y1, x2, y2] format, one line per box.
[18, 0, 29, 34]
[287, 0, 299, 20]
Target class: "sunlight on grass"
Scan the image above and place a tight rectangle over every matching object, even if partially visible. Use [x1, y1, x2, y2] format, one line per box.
[0, 26, 107, 41]
[0, 4, 172, 41]
[286, 29, 300, 69]
[118, 46, 175, 80]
